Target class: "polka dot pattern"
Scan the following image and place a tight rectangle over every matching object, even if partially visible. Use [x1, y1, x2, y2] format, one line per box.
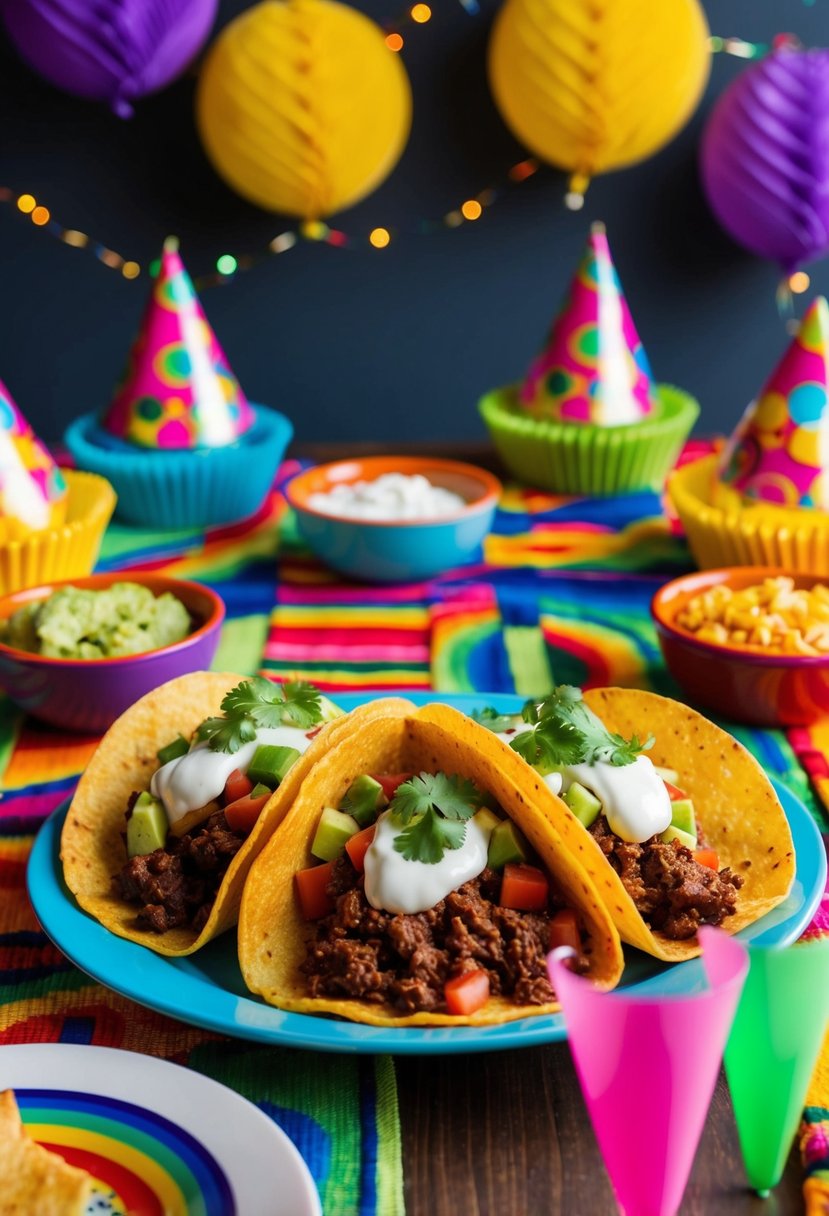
[0, 377, 67, 536]
[519, 226, 657, 425]
[718, 297, 829, 509]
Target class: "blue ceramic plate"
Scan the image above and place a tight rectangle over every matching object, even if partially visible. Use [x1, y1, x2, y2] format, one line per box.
[28, 693, 827, 1055]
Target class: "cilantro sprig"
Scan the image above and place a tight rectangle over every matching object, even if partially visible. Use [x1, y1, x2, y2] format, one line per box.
[196, 678, 324, 754]
[389, 771, 482, 864]
[475, 686, 652, 770]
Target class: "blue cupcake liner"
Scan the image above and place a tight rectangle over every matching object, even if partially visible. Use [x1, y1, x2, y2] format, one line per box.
[64, 405, 293, 530]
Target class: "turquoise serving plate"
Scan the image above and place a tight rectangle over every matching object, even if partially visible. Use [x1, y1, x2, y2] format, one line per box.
[28, 693, 826, 1055]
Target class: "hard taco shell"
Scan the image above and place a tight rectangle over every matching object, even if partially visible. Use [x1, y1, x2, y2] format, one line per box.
[419, 689, 796, 962]
[60, 672, 414, 956]
[238, 705, 624, 1025]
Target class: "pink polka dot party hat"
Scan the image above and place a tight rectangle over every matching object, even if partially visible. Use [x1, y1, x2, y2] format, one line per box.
[520, 222, 659, 426]
[716, 295, 829, 510]
[478, 223, 699, 495]
[101, 237, 255, 450]
[0, 375, 67, 539]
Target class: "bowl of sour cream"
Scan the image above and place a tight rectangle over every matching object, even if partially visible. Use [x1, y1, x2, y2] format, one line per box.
[285, 456, 502, 582]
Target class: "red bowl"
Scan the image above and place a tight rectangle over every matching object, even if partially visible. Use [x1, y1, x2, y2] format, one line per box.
[651, 567, 829, 727]
[0, 572, 225, 733]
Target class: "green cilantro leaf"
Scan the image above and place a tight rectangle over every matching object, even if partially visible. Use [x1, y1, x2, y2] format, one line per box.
[510, 717, 583, 768]
[197, 678, 325, 753]
[276, 680, 324, 728]
[511, 686, 651, 770]
[196, 714, 258, 754]
[390, 771, 481, 863]
[471, 706, 519, 733]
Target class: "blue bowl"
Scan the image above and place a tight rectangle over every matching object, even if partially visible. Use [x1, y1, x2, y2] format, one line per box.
[64, 404, 293, 531]
[285, 456, 501, 582]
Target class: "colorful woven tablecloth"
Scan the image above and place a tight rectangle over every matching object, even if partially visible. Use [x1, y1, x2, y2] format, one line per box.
[1, 438, 828, 1214]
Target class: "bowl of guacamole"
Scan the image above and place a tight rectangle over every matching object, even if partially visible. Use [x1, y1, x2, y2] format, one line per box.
[0, 573, 225, 732]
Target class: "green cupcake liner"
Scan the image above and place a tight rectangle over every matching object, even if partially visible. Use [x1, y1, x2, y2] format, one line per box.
[478, 383, 700, 496]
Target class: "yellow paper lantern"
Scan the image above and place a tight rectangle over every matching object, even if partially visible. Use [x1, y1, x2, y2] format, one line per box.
[488, 0, 711, 193]
[196, 0, 412, 218]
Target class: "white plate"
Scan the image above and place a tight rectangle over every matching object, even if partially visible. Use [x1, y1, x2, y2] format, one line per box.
[0, 1043, 321, 1216]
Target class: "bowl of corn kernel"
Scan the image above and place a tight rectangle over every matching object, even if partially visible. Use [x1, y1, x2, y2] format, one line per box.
[651, 567, 829, 726]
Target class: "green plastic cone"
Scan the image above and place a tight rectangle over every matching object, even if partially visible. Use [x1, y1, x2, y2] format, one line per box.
[724, 937, 829, 1196]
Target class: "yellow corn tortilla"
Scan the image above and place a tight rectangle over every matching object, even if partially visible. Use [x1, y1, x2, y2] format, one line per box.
[61, 672, 414, 956]
[0, 1089, 92, 1216]
[420, 689, 796, 962]
[238, 704, 624, 1025]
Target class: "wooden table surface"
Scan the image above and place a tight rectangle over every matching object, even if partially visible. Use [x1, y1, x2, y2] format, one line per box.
[396, 1048, 805, 1215]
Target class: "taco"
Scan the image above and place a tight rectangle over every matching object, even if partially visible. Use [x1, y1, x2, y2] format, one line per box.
[61, 671, 413, 956]
[420, 686, 796, 962]
[238, 702, 624, 1026]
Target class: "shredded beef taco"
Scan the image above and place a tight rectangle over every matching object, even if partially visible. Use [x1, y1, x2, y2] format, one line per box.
[420, 687, 796, 962]
[61, 671, 413, 956]
[238, 704, 624, 1026]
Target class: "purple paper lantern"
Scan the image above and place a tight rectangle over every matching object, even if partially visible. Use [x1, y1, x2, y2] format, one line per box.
[1, 0, 218, 118]
[700, 49, 829, 273]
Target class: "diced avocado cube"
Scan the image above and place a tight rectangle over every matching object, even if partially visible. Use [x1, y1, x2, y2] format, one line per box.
[311, 807, 360, 861]
[250, 783, 272, 799]
[157, 735, 189, 765]
[472, 807, 501, 839]
[661, 823, 697, 850]
[487, 819, 528, 870]
[563, 781, 602, 828]
[340, 774, 388, 827]
[653, 766, 680, 785]
[669, 798, 696, 837]
[127, 794, 168, 857]
[247, 745, 301, 790]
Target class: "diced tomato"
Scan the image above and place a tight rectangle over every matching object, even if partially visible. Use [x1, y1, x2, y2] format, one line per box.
[444, 969, 490, 1016]
[371, 773, 413, 801]
[345, 825, 376, 873]
[295, 861, 336, 920]
[548, 908, 581, 953]
[500, 862, 549, 912]
[694, 848, 719, 871]
[224, 789, 271, 833]
[306, 726, 323, 740]
[663, 780, 688, 801]
[224, 768, 254, 806]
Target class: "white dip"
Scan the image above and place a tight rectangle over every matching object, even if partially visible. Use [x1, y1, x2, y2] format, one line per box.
[308, 473, 467, 521]
[151, 724, 315, 827]
[364, 810, 491, 914]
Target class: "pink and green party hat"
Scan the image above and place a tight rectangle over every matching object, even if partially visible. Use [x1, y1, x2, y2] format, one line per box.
[519, 222, 659, 425]
[101, 238, 255, 450]
[718, 296, 829, 509]
[0, 376, 66, 535]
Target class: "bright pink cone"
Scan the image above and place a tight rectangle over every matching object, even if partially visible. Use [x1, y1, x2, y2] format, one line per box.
[548, 927, 748, 1216]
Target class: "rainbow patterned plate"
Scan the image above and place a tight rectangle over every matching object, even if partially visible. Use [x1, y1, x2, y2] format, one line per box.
[0, 1044, 321, 1216]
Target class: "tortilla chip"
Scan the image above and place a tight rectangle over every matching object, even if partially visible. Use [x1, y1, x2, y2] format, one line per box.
[61, 672, 414, 956]
[420, 690, 796, 961]
[238, 707, 624, 1025]
[0, 1089, 92, 1216]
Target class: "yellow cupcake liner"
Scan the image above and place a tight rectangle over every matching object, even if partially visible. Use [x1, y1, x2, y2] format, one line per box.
[0, 469, 116, 596]
[669, 454, 829, 573]
[479, 383, 699, 496]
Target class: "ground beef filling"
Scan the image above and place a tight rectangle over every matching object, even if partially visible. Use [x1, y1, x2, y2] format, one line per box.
[115, 805, 246, 935]
[588, 814, 743, 940]
[301, 856, 587, 1014]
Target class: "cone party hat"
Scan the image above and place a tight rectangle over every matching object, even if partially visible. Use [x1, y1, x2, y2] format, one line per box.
[718, 296, 829, 508]
[519, 222, 659, 425]
[101, 238, 255, 450]
[0, 378, 67, 540]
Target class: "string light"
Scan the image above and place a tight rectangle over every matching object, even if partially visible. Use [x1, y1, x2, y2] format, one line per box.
[385, 32, 404, 51]
[216, 253, 238, 275]
[460, 199, 482, 221]
[370, 227, 391, 248]
[790, 271, 811, 294]
[410, 3, 431, 22]
[16, 194, 35, 214]
[30, 206, 50, 226]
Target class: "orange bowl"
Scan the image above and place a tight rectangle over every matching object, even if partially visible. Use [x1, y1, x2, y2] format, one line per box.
[651, 567, 829, 727]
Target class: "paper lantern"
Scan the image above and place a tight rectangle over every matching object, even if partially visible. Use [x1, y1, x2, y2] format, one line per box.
[0, 0, 217, 118]
[488, 0, 710, 198]
[700, 49, 829, 273]
[196, 0, 412, 218]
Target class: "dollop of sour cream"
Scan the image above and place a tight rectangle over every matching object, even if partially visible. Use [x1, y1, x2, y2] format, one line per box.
[308, 473, 467, 522]
[495, 727, 671, 844]
[151, 725, 315, 828]
[363, 810, 491, 915]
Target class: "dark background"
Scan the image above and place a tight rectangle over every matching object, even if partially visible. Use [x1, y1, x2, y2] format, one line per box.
[1, 0, 828, 446]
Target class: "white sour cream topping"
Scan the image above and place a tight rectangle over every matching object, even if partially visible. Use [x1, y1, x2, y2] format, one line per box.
[495, 728, 670, 843]
[364, 810, 491, 915]
[151, 725, 315, 827]
[308, 473, 467, 522]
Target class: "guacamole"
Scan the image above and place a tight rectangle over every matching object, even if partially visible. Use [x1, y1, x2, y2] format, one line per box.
[0, 582, 192, 659]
